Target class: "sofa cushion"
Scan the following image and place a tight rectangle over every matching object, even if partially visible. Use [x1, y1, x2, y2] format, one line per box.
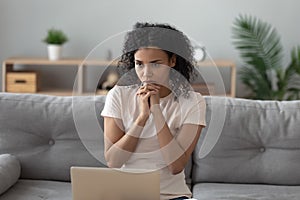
[0, 179, 71, 200]
[0, 154, 21, 195]
[0, 93, 107, 181]
[193, 183, 300, 200]
[193, 96, 300, 185]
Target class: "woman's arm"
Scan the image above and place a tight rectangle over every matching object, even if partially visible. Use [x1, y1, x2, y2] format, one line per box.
[104, 84, 157, 168]
[151, 105, 203, 175]
[104, 116, 147, 168]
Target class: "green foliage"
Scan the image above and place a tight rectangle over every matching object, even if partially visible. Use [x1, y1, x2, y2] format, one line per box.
[232, 14, 300, 100]
[43, 28, 68, 45]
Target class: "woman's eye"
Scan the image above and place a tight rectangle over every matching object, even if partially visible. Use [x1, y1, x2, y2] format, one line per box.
[135, 63, 143, 67]
[151, 63, 161, 67]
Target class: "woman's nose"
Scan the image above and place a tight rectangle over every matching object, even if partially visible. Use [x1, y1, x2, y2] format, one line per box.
[144, 64, 153, 77]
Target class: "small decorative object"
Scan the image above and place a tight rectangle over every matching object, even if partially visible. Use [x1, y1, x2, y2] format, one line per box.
[43, 28, 68, 60]
[101, 71, 119, 90]
[194, 45, 206, 62]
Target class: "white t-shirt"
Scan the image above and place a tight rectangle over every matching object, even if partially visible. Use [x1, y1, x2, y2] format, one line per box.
[101, 84, 206, 200]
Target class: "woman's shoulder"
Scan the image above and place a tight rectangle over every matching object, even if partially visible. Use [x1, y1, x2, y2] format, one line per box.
[178, 91, 205, 103]
[175, 91, 206, 113]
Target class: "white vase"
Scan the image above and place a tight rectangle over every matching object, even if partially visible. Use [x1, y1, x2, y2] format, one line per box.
[47, 45, 62, 60]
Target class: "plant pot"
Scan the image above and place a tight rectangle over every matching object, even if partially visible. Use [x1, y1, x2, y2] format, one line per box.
[47, 45, 62, 60]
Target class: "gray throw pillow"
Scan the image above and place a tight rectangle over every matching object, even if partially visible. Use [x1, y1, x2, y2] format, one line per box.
[0, 154, 21, 195]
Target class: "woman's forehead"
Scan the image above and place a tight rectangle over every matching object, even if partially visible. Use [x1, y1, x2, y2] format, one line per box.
[134, 47, 169, 60]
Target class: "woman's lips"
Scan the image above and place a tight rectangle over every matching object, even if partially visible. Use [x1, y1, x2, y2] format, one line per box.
[142, 80, 156, 85]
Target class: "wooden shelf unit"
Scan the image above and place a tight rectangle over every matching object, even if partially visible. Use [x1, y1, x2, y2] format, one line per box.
[195, 59, 236, 97]
[2, 57, 235, 97]
[2, 57, 117, 96]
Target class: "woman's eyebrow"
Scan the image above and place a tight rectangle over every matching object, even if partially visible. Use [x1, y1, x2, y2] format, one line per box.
[134, 59, 162, 63]
[149, 59, 162, 63]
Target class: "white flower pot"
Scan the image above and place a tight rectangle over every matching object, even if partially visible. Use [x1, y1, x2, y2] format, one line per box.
[47, 45, 62, 60]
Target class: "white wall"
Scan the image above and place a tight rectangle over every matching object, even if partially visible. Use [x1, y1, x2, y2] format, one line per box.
[0, 0, 299, 97]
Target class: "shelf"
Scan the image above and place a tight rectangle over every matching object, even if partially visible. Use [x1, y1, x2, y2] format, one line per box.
[2, 57, 236, 97]
[36, 89, 75, 96]
[196, 59, 235, 67]
[4, 57, 118, 66]
[29, 89, 107, 96]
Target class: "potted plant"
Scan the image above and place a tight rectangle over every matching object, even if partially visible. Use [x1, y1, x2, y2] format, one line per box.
[232, 14, 300, 100]
[43, 28, 68, 60]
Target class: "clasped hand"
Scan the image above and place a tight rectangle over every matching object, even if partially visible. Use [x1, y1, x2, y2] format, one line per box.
[136, 83, 160, 118]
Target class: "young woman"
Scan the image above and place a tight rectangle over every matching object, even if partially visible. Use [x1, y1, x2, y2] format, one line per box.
[101, 22, 206, 200]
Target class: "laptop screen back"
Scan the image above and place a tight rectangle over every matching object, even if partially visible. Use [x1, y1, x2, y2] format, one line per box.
[71, 167, 160, 200]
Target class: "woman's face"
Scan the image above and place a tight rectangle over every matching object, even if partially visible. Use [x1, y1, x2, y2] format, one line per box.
[134, 48, 176, 86]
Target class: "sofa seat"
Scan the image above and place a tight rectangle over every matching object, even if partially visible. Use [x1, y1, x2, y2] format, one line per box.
[193, 183, 300, 200]
[0, 179, 71, 200]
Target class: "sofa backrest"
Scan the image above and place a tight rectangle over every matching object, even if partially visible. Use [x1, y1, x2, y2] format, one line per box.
[193, 96, 300, 185]
[0, 93, 106, 181]
[0, 93, 194, 184]
[4, 93, 299, 186]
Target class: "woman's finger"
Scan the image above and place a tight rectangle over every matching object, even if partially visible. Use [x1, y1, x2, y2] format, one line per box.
[137, 87, 159, 95]
[143, 90, 158, 99]
[143, 84, 160, 90]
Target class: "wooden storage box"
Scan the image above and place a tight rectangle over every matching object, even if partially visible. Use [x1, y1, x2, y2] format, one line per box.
[6, 72, 37, 93]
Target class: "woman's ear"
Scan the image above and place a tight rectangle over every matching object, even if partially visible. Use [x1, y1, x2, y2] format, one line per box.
[170, 54, 176, 67]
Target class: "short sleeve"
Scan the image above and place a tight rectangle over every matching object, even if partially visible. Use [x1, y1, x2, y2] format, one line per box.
[101, 86, 122, 119]
[181, 92, 206, 126]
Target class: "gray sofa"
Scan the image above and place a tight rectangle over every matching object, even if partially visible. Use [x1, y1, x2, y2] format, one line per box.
[0, 93, 300, 200]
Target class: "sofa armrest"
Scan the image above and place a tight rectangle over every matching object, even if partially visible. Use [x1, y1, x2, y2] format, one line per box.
[0, 154, 21, 195]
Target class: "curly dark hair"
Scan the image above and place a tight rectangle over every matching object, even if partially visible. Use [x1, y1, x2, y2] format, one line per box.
[117, 22, 196, 97]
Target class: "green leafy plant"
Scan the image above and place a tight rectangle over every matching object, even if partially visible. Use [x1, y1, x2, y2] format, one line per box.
[232, 14, 300, 100]
[43, 28, 68, 45]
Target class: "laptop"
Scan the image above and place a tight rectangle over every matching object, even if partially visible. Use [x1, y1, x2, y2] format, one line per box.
[71, 167, 160, 200]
